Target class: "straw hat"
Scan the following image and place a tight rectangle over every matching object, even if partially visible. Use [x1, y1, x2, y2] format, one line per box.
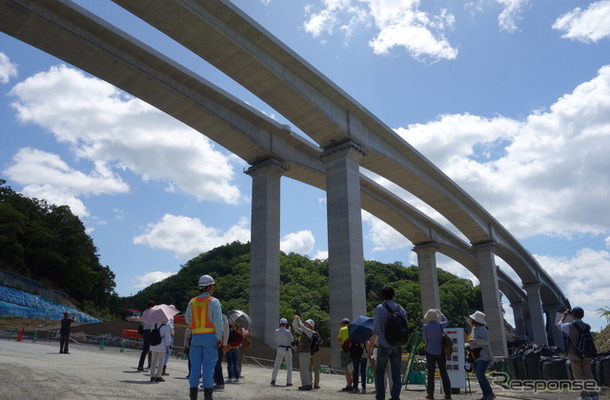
[423, 309, 440, 323]
[468, 311, 487, 325]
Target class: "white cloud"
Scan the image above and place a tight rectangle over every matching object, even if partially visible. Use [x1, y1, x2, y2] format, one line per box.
[8, 65, 242, 206]
[606, 236, 610, 249]
[280, 230, 316, 254]
[304, 0, 458, 61]
[134, 271, 176, 289]
[0, 52, 17, 84]
[362, 211, 410, 252]
[5, 147, 128, 217]
[537, 248, 610, 317]
[313, 249, 329, 260]
[496, 0, 528, 32]
[553, 0, 610, 43]
[133, 214, 250, 259]
[396, 65, 610, 238]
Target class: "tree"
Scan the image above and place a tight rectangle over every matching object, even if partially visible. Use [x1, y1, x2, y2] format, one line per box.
[598, 307, 610, 323]
[0, 178, 117, 316]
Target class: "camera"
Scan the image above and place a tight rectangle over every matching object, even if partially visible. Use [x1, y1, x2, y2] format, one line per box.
[566, 309, 573, 315]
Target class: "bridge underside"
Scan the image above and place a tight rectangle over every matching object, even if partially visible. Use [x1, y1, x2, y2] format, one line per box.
[0, 0, 569, 359]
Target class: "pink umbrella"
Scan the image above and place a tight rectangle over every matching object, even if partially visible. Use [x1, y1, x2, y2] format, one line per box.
[140, 304, 180, 324]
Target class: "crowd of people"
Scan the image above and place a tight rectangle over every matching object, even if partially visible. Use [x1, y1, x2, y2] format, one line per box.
[129, 274, 599, 400]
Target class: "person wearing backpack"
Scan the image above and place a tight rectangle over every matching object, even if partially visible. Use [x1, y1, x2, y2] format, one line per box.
[337, 318, 354, 391]
[185, 275, 224, 400]
[292, 315, 316, 391]
[556, 307, 599, 400]
[369, 286, 408, 400]
[309, 327, 323, 389]
[349, 338, 370, 394]
[148, 321, 171, 382]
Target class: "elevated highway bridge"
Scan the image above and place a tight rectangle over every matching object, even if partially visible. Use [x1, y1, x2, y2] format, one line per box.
[0, 0, 569, 359]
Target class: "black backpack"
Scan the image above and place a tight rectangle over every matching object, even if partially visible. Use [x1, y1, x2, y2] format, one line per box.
[349, 342, 364, 359]
[310, 331, 322, 354]
[150, 323, 165, 346]
[383, 302, 410, 346]
[572, 322, 597, 359]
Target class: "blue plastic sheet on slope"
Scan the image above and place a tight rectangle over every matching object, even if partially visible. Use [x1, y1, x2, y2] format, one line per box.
[0, 285, 101, 323]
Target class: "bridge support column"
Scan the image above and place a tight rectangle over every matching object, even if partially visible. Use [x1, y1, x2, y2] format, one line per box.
[246, 158, 288, 346]
[473, 241, 508, 357]
[321, 139, 367, 370]
[509, 301, 527, 341]
[413, 242, 441, 316]
[545, 304, 566, 350]
[522, 282, 548, 346]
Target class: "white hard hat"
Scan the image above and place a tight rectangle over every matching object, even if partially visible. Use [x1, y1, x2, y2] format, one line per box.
[198, 274, 215, 287]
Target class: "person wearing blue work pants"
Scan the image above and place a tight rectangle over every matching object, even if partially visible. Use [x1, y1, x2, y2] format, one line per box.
[188, 333, 219, 393]
[375, 345, 402, 400]
[474, 359, 492, 399]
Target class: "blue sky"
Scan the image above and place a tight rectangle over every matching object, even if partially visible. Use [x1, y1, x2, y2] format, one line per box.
[1, 0, 609, 331]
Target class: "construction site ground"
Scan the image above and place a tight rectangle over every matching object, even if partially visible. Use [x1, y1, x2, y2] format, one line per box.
[0, 319, 607, 400]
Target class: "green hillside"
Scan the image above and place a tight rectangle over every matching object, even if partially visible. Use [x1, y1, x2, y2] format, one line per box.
[118, 241, 483, 343]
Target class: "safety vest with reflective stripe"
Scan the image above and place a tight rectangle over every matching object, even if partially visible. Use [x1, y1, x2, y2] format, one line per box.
[189, 295, 216, 334]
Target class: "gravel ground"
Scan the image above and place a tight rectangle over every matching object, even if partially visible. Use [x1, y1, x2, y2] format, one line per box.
[1, 339, 606, 400]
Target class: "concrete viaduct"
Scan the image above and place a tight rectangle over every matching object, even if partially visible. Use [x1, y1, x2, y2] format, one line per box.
[0, 0, 570, 363]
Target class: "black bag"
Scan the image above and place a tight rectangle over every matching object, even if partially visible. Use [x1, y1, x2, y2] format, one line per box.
[150, 323, 165, 346]
[137, 324, 144, 335]
[310, 331, 322, 354]
[572, 322, 597, 359]
[383, 302, 410, 346]
[468, 347, 482, 361]
[350, 342, 364, 359]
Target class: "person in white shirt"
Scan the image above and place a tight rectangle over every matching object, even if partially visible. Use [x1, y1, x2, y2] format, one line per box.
[149, 320, 172, 382]
[271, 318, 294, 387]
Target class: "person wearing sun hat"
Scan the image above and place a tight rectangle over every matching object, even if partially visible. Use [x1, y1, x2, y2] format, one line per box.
[422, 309, 452, 399]
[466, 311, 495, 400]
[271, 317, 294, 387]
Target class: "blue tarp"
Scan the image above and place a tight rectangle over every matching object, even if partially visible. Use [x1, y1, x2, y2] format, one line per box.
[0, 285, 101, 323]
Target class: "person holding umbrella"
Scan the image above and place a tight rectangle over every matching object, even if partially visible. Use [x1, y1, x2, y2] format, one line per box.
[348, 316, 374, 394]
[186, 274, 224, 400]
[138, 304, 180, 383]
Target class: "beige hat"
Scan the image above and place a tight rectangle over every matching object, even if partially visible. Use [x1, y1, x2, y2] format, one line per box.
[469, 311, 487, 325]
[423, 309, 440, 323]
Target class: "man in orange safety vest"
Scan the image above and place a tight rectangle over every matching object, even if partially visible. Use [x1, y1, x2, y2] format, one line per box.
[185, 274, 223, 400]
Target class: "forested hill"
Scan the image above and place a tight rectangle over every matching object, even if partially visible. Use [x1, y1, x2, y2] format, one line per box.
[120, 241, 483, 343]
[1, 178, 483, 337]
[0, 179, 116, 317]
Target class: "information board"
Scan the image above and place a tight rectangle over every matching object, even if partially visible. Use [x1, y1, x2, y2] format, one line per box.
[444, 327, 466, 389]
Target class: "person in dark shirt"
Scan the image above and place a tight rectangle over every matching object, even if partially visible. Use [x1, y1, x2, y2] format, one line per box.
[59, 312, 76, 354]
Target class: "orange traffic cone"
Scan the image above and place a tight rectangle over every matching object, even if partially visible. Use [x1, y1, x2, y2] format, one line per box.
[16, 328, 24, 342]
